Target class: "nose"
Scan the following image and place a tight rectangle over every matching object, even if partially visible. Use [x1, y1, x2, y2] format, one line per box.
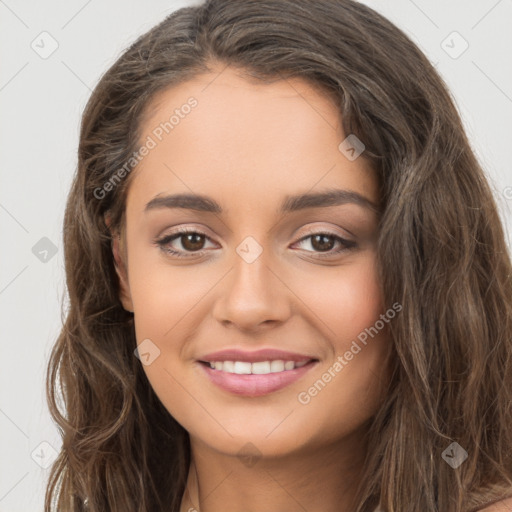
[211, 246, 292, 332]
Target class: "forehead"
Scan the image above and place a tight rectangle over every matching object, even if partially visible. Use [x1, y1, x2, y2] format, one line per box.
[126, 65, 378, 218]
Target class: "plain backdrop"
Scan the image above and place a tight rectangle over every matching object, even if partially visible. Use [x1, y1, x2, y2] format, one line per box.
[1, 1, 511, 510]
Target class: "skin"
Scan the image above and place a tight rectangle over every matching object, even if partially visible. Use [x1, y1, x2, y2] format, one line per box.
[111, 62, 395, 512]
[480, 497, 512, 511]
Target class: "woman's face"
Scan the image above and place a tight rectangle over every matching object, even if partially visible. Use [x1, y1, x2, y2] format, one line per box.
[114, 64, 392, 459]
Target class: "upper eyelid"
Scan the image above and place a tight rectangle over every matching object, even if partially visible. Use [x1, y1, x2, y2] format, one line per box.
[158, 226, 352, 242]
[158, 221, 355, 240]
[159, 227, 218, 244]
[157, 226, 354, 250]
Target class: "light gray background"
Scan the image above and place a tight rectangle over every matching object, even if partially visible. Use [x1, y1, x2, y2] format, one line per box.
[1, 1, 511, 510]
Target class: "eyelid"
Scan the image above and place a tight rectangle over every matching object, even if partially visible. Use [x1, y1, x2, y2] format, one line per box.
[157, 222, 354, 243]
[154, 226, 217, 249]
[295, 224, 354, 242]
[291, 228, 356, 258]
[154, 224, 357, 259]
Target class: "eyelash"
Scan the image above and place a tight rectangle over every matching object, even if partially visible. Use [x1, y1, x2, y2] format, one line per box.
[154, 227, 357, 260]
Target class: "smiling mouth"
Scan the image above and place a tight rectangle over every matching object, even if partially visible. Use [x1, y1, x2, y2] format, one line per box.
[199, 359, 318, 375]
[198, 358, 319, 396]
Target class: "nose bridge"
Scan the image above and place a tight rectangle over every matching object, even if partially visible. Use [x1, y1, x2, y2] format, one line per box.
[211, 231, 291, 329]
[230, 233, 276, 305]
[233, 233, 271, 291]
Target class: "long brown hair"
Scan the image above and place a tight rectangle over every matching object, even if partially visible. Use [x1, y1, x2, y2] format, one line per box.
[45, 1, 512, 510]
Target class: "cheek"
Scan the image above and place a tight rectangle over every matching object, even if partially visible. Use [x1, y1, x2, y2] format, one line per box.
[126, 245, 218, 342]
[295, 252, 384, 348]
[290, 254, 391, 427]
[338, 260, 384, 343]
[126, 255, 215, 429]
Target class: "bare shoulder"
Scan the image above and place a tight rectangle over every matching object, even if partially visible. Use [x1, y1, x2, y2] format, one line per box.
[478, 496, 512, 511]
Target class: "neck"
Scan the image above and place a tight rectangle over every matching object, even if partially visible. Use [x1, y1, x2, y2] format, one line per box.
[179, 429, 368, 512]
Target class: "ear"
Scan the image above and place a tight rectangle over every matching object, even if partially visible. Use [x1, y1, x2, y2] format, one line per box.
[106, 214, 134, 313]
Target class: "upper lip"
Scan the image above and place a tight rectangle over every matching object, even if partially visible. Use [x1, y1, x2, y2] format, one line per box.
[199, 348, 318, 363]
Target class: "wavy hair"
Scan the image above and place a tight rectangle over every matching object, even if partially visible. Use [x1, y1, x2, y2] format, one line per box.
[45, 0, 512, 510]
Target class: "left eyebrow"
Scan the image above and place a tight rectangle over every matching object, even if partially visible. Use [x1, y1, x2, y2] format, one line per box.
[144, 188, 381, 215]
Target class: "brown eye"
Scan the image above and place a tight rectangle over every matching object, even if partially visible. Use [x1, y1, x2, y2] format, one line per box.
[310, 234, 336, 252]
[293, 231, 356, 258]
[155, 229, 216, 258]
[180, 232, 206, 251]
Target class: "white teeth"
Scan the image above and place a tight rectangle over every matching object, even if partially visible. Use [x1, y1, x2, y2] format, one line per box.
[206, 359, 311, 374]
[270, 360, 285, 372]
[251, 361, 271, 374]
[223, 361, 234, 372]
[233, 361, 252, 374]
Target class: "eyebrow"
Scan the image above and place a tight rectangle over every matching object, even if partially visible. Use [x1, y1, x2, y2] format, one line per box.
[144, 188, 380, 215]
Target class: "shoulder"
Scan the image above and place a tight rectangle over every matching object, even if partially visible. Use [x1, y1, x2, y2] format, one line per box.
[477, 496, 512, 511]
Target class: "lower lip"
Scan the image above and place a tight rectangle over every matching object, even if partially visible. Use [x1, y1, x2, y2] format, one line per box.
[198, 361, 318, 397]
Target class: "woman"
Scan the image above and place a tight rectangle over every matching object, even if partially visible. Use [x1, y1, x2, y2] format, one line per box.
[45, 0, 512, 510]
